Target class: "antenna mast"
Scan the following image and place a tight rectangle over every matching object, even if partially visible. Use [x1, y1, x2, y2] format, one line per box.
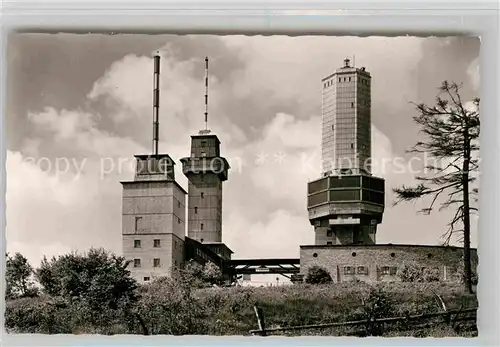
[204, 56, 209, 131]
[152, 52, 160, 156]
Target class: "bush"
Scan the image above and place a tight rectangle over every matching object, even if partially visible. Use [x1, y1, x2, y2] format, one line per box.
[360, 285, 395, 336]
[305, 266, 333, 284]
[398, 261, 425, 282]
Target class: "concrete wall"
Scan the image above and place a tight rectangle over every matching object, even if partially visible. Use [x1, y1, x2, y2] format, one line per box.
[300, 244, 478, 283]
[123, 233, 184, 283]
[187, 174, 223, 243]
[122, 181, 185, 240]
[122, 180, 186, 284]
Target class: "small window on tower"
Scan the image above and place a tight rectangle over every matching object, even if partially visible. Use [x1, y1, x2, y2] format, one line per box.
[351, 143, 354, 149]
[349, 77, 351, 82]
[326, 241, 333, 245]
[201, 151, 207, 157]
[201, 223, 204, 231]
[194, 207, 198, 214]
[154, 239, 160, 248]
[344, 77, 346, 82]
[351, 102, 354, 108]
[201, 140, 207, 147]
[134, 240, 141, 248]
[338, 78, 341, 82]
[153, 258, 160, 267]
[201, 192, 205, 199]
[144, 277, 150, 282]
[134, 259, 141, 268]
[326, 230, 333, 237]
[178, 217, 181, 224]
[177, 201, 181, 208]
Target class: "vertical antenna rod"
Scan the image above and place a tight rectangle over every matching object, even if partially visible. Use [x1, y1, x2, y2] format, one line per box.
[204, 56, 209, 131]
[153, 53, 160, 156]
[353, 54, 356, 68]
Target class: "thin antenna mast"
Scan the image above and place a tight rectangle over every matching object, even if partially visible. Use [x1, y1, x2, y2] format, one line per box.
[204, 56, 209, 131]
[353, 54, 356, 67]
[152, 52, 160, 156]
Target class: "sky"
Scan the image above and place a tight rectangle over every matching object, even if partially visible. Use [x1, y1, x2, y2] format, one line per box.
[5, 34, 480, 275]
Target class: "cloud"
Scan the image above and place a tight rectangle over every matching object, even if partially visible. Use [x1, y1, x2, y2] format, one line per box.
[6, 35, 479, 276]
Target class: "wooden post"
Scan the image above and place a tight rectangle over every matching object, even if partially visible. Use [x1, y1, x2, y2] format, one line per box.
[253, 305, 267, 336]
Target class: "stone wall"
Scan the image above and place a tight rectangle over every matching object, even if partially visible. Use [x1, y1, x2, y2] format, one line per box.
[300, 244, 478, 283]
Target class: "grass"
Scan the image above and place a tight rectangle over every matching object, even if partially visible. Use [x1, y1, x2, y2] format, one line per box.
[5, 281, 477, 336]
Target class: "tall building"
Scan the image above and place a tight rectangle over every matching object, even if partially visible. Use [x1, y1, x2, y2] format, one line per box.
[121, 155, 187, 283]
[321, 57, 371, 176]
[180, 57, 233, 261]
[121, 54, 186, 284]
[307, 58, 385, 246]
[180, 132, 232, 260]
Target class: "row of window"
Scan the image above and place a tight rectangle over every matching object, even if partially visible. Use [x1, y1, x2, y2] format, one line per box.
[133, 239, 180, 249]
[134, 239, 161, 248]
[134, 258, 160, 268]
[323, 76, 370, 89]
[343, 266, 397, 276]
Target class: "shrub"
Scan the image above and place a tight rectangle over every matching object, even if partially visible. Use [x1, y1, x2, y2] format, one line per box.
[360, 285, 395, 336]
[305, 266, 333, 284]
[397, 261, 424, 282]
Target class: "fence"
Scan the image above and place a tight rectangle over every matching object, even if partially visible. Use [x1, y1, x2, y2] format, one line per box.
[250, 305, 477, 336]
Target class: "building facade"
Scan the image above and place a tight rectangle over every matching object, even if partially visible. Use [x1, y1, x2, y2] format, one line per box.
[180, 131, 233, 261]
[121, 154, 187, 284]
[307, 59, 385, 246]
[300, 244, 478, 284]
[321, 58, 371, 176]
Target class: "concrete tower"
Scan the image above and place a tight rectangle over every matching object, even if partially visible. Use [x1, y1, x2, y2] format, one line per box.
[307, 58, 385, 246]
[121, 54, 187, 284]
[180, 57, 233, 260]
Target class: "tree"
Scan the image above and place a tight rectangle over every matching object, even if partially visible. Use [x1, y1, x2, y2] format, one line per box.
[305, 266, 333, 284]
[393, 81, 479, 294]
[5, 252, 38, 299]
[35, 248, 138, 310]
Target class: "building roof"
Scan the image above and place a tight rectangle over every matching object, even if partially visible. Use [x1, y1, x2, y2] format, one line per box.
[300, 243, 477, 251]
[120, 179, 188, 195]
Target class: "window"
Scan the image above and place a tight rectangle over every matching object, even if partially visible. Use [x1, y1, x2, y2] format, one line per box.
[153, 258, 160, 267]
[177, 201, 181, 208]
[350, 143, 354, 149]
[178, 217, 181, 224]
[134, 240, 141, 248]
[326, 241, 332, 245]
[344, 266, 355, 275]
[201, 140, 207, 146]
[134, 259, 141, 268]
[201, 223, 204, 231]
[338, 78, 341, 82]
[343, 77, 346, 82]
[390, 252, 395, 258]
[144, 277, 150, 281]
[331, 125, 334, 130]
[349, 77, 351, 82]
[154, 239, 160, 248]
[326, 230, 333, 237]
[134, 216, 142, 233]
[201, 151, 207, 157]
[352, 252, 357, 257]
[194, 207, 198, 214]
[313, 253, 318, 258]
[174, 260, 177, 266]
[201, 238, 204, 243]
[351, 102, 354, 108]
[357, 266, 368, 275]
[380, 266, 397, 275]
[201, 192, 204, 199]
